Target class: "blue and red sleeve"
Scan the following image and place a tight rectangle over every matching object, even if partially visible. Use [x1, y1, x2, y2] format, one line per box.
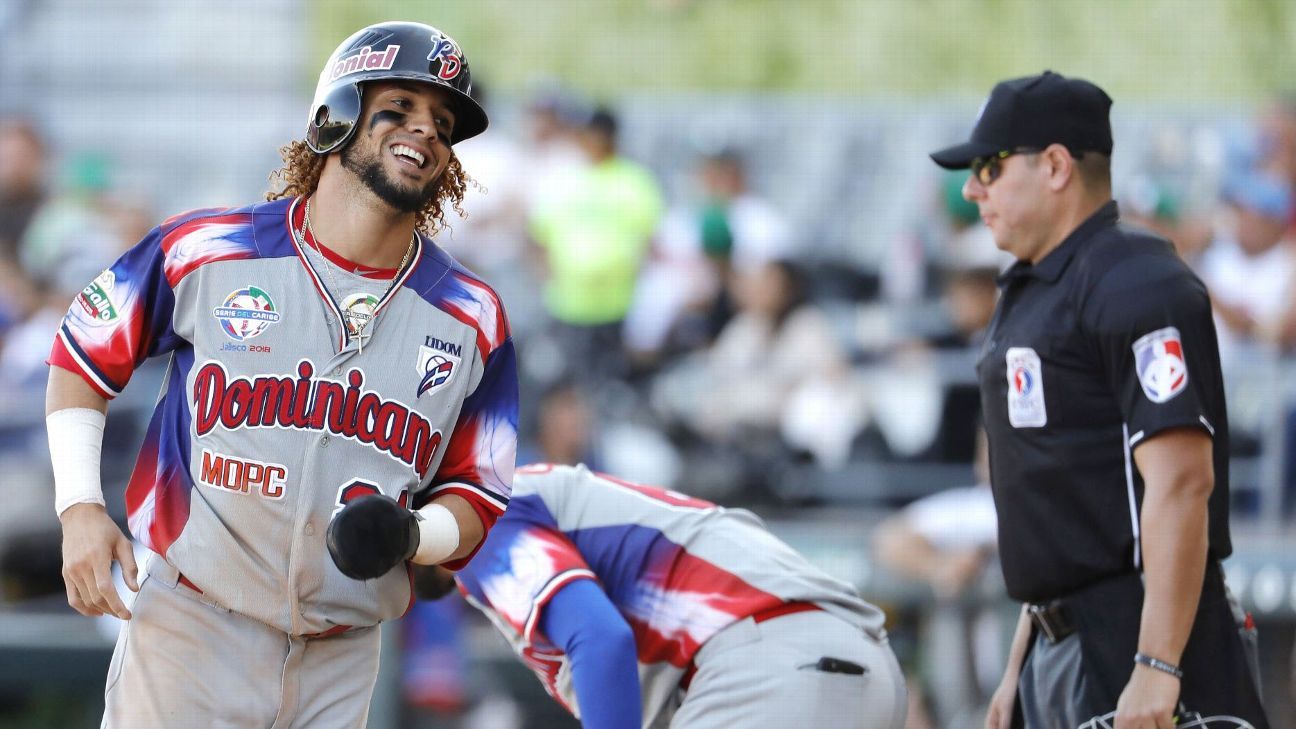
[49, 208, 254, 398]
[426, 272, 518, 569]
[538, 579, 642, 729]
[49, 225, 180, 398]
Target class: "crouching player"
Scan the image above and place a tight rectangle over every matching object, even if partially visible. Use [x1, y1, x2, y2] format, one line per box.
[417, 463, 906, 729]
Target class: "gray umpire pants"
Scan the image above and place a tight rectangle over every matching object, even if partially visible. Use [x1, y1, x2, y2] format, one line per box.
[1015, 566, 1267, 729]
[1018, 631, 1087, 729]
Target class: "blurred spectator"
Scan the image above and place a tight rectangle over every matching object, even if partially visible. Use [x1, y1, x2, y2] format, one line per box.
[1254, 94, 1296, 230]
[886, 172, 1007, 304]
[519, 379, 601, 469]
[873, 435, 998, 728]
[692, 148, 795, 271]
[0, 257, 42, 342]
[625, 148, 793, 366]
[440, 83, 551, 341]
[0, 117, 47, 262]
[19, 151, 133, 297]
[654, 259, 863, 473]
[875, 481, 996, 597]
[519, 87, 588, 219]
[441, 82, 530, 269]
[930, 266, 999, 351]
[1197, 170, 1295, 358]
[874, 433, 997, 598]
[0, 264, 63, 395]
[444, 84, 583, 272]
[904, 264, 999, 464]
[529, 107, 664, 379]
[858, 181, 1004, 466]
[1119, 175, 1213, 265]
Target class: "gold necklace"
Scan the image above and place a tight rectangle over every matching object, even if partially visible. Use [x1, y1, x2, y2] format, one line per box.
[303, 197, 416, 353]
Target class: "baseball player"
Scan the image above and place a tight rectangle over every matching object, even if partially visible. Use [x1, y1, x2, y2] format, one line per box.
[417, 463, 907, 729]
[45, 21, 517, 727]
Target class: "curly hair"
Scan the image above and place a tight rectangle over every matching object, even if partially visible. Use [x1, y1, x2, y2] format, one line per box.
[266, 140, 470, 235]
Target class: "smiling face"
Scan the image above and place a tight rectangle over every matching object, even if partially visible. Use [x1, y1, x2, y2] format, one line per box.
[340, 81, 458, 213]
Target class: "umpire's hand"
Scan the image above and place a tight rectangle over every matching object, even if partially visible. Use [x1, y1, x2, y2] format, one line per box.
[327, 494, 420, 580]
[60, 503, 139, 620]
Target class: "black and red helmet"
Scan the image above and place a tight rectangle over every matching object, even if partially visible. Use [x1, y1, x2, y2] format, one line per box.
[306, 21, 489, 154]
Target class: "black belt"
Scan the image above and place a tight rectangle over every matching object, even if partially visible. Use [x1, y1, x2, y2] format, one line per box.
[1025, 561, 1228, 646]
[1027, 600, 1076, 643]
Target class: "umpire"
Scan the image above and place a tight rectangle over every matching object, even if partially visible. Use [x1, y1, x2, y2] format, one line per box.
[930, 72, 1268, 729]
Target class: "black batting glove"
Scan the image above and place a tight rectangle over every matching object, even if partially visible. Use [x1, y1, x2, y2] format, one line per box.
[326, 494, 422, 580]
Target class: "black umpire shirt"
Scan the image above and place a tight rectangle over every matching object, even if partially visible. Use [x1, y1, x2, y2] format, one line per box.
[978, 201, 1232, 604]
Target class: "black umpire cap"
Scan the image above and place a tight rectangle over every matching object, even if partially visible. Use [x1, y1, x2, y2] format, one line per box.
[930, 71, 1113, 169]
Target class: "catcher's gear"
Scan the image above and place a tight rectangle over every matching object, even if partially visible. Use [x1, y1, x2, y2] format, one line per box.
[307, 20, 488, 153]
[326, 494, 421, 580]
[1079, 708, 1256, 729]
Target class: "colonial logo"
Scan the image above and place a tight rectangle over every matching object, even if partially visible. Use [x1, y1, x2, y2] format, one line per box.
[341, 292, 380, 339]
[427, 33, 463, 80]
[1133, 327, 1188, 403]
[192, 359, 443, 478]
[1005, 347, 1047, 428]
[325, 45, 400, 83]
[417, 343, 459, 398]
[76, 269, 119, 326]
[214, 286, 281, 341]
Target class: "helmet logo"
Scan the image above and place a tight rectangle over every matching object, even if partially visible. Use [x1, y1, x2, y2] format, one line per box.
[325, 45, 402, 83]
[427, 34, 463, 81]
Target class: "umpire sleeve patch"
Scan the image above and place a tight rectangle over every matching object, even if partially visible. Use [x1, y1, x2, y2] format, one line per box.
[1132, 327, 1188, 403]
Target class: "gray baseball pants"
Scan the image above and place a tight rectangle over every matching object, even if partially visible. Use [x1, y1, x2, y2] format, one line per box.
[101, 557, 380, 728]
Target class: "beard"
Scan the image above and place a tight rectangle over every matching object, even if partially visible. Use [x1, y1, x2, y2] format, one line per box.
[340, 138, 439, 214]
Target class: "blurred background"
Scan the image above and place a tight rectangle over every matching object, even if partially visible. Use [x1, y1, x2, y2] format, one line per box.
[2, 1, 1296, 727]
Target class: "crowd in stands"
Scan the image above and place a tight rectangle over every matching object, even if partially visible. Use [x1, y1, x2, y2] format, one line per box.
[5, 90, 1296, 726]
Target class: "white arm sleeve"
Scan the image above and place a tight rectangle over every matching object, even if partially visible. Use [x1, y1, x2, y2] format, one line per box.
[47, 408, 107, 516]
[412, 502, 460, 565]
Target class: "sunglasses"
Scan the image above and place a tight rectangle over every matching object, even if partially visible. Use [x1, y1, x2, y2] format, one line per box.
[969, 148, 1042, 186]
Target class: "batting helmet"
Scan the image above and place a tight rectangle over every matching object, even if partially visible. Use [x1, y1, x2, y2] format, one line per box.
[306, 21, 489, 154]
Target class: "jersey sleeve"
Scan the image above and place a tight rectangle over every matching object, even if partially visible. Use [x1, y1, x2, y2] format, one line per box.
[538, 579, 643, 729]
[455, 516, 596, 646]
[1084, 255, 1223, 444]
[423, 273, 519, 570]
[48, 225, 182, 398]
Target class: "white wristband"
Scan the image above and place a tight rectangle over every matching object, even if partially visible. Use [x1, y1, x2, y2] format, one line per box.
[413, 503, 460, 565]
[47, 408, 107, 516]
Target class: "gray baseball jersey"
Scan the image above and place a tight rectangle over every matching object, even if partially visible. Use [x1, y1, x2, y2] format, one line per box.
[52, 196, 519, 636]
[456, 464, 898, 728]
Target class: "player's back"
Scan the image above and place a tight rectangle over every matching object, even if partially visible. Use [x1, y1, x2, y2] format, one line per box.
[457, 464, 888, 727]
[513, 463, 884, 635]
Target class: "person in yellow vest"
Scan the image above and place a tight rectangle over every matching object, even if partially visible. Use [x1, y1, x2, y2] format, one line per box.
[529, 107, 664, 379]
